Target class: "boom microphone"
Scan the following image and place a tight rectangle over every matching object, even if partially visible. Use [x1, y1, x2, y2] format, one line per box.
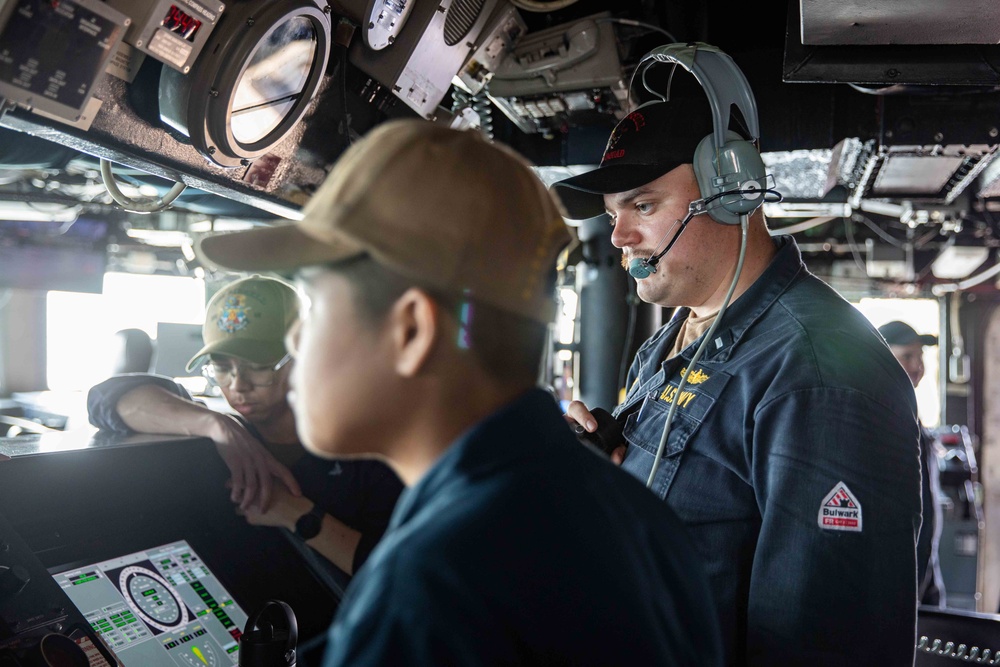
[626, 183, 780, 280]
[626, 198, 702, 280]
[628, 256, 659, 280]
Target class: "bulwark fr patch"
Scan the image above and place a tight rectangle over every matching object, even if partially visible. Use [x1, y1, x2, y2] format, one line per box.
[818, 482, 863, 532]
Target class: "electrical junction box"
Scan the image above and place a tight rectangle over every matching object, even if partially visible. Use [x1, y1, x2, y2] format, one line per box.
[453, 2, 525, 96]
[104, 0, 224, 73]
[349, 0, 503, 119]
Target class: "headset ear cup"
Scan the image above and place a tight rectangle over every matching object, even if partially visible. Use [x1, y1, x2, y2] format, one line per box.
[719, 139, 767, 216]
[694, 134, 737, 225]
[693, 134, 717, 211]
[693, 132, 767, 225]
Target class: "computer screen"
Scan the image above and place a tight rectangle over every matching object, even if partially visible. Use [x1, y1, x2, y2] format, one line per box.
[153, 323, 205, 378]
[52, 540, 249, 666]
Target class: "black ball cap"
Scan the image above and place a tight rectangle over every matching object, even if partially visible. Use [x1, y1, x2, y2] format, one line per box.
[878, 321, 938, 346]
[551, 98, 713, 220]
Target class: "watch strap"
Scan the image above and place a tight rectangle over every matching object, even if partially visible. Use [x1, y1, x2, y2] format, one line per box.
[293, 503, 324, 540]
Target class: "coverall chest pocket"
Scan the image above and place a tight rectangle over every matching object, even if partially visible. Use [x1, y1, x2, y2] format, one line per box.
[623, 394, 697, 456]
[621, 393, 700, 499]
[620, 367, 728, 499]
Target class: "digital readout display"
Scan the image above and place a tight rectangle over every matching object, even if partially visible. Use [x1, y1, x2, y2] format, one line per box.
[161, 4, 201, 42]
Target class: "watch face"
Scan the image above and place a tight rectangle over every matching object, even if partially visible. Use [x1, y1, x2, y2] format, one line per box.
[295, 510, 322, 540]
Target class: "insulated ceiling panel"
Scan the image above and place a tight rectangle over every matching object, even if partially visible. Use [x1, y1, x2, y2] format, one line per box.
[761, 148, 834, 200]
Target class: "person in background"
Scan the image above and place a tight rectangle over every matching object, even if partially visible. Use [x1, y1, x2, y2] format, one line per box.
[879, 319, 946, 605]
[88, 276, 403, 576]
[196, 120, 723, 667]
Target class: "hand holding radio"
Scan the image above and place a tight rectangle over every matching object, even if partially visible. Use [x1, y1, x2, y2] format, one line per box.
[565, 401, 626, 462]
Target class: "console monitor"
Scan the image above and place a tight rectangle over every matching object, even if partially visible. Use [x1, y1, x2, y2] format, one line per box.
[153, 323, 204, 378]
[52, 540, 250, 667]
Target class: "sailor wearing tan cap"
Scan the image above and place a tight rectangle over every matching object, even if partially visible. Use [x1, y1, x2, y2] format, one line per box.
[88, 275, 403, 577]
[197, 120, 722, 666]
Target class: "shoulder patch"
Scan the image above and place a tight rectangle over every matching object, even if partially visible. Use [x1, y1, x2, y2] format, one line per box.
[818, 482, 862, 532]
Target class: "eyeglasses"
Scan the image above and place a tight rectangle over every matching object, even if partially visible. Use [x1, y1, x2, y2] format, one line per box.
[202, 354, 291, 387]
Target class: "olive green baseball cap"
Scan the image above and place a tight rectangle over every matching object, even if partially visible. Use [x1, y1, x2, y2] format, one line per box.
[185, 275, 299, 372]
[195, 120, 571, 324]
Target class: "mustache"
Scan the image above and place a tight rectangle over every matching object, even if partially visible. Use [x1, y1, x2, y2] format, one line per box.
[619, 217, 688, 271]
[620, 250, 657, 271]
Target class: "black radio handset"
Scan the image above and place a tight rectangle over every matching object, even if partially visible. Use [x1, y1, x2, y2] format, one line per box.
[573, 407, 626, 457]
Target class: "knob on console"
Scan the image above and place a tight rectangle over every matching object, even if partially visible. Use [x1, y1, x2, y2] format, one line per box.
[32, 634, 89, 667]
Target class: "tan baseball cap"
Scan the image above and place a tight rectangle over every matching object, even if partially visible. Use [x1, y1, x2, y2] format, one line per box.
[184, 275, 299, 372]
[196, 120, 571, 323]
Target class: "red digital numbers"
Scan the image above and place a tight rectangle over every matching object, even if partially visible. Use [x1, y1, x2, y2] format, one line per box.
[162, 4, 202, 42]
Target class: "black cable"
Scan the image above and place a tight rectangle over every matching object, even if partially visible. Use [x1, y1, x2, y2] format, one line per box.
[704, 186, 782, 207]
[762, 188, 783, 204]
[698, 187, 782, 221]
[644, 186, 780, 272]
[646, 213, 695, 268]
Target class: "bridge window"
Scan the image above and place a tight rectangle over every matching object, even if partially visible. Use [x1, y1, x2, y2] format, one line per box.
[550, 287, 578, 410]
[47, 273, 205, 391]
[855, 297, 940, 427]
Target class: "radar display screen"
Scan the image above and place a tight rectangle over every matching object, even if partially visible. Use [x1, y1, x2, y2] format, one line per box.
[52, 540, 249, 666]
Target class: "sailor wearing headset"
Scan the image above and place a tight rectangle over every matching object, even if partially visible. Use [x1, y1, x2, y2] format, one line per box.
[556, 44, 921, 666]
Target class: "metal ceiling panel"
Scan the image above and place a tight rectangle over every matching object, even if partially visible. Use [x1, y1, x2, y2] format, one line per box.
[784, 3, 1000, 86]
[800, 0, 1000, 45]
[873, 155, 965, 195]
[849, 144, 995, 205]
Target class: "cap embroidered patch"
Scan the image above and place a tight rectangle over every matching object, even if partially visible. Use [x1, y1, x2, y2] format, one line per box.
[602, 111, 646, 162]
[217, 294, 251, 334]
[818, 482, 863, 532]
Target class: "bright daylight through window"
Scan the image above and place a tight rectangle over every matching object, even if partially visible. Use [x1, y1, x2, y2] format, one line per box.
[47, 273, 205, 391]
[855, 298, 940, 427]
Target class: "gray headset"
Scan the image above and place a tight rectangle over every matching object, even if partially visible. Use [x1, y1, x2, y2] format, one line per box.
[633, 42, 768, 226]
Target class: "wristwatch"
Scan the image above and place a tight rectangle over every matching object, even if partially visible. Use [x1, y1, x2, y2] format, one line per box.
[294, 504, 324, 540]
